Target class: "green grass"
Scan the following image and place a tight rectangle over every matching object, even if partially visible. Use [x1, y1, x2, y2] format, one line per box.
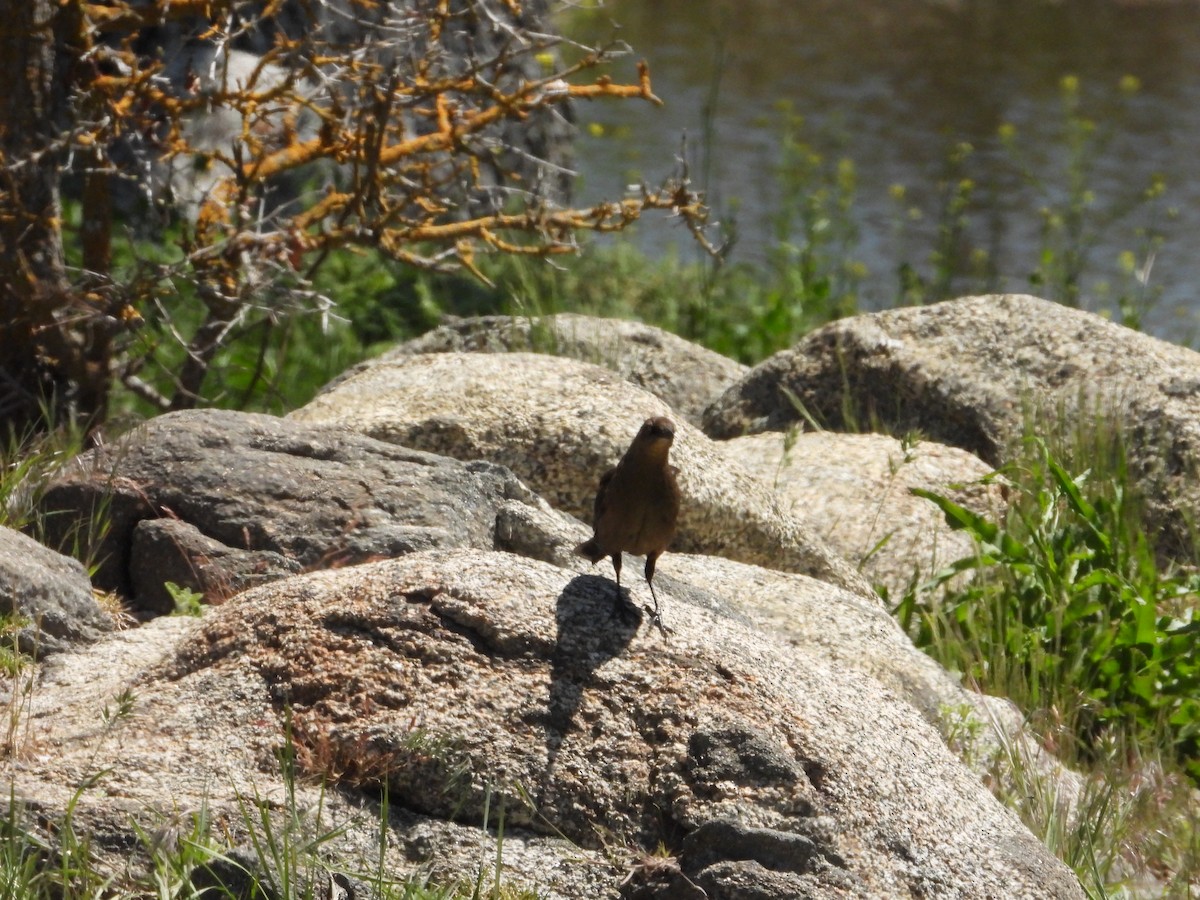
[897, 438, 1200, 776]
[898, 433, 1200, 896]
[0, 739, 546, 900]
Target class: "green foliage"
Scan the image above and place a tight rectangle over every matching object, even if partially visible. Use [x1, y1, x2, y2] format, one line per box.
[0, 723, 541, 900]
[132, 803, 224, 900]
[896, 440, 1200, 780]
[80, 213, 370, 421]
[892, 141, 996, 305]
[1008, 74, 1169, 320]
[0, 616, 31, 678]
[0, 787, 49, 896]
[705, 105, 862, 355]
[938, 703, 1135, 898]
[165, 582, 205, 618]
[0, 423, 87, 532]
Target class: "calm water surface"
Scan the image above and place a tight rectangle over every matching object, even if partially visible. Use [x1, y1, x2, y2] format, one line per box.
[560, 0, 1200, 338]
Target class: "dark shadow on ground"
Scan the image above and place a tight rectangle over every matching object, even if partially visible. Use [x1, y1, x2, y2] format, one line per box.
[538, 573, 641, 809]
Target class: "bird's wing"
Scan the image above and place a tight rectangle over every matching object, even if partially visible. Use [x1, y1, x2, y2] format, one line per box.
[593, 466, 616, 526]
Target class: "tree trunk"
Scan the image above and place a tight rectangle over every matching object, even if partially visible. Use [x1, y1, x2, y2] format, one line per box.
[0, 0, 103, 434]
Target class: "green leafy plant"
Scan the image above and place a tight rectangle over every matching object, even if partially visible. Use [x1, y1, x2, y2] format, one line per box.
[897, 440, 1200, 779]
[132, 802, 225, 900]
[892, 141, 995, 306]
[165, 582, 205, 618]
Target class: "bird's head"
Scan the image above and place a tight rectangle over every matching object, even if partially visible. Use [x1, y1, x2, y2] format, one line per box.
[635, 416, 676, 459]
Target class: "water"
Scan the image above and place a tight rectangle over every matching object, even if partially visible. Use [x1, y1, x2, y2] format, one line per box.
[560, 0, 1200, 338]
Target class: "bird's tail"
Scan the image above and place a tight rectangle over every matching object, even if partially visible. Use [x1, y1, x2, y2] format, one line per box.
[575, 537, 606, 564]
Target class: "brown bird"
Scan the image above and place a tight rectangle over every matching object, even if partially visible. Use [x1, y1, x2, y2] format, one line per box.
[576, 416, 681, 628]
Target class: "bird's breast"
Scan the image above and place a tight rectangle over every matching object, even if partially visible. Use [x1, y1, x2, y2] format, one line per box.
[594, 464, 679, 555]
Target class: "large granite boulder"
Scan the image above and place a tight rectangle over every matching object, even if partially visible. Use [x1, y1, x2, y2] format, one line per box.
[354, 314, 749, 426]
[702, 293, 1200, 555]
[35, 409, 555, 613]
[716, 431, 1003, 599]
[5, 550, 1085, 899]
[0, 526, 112, 655]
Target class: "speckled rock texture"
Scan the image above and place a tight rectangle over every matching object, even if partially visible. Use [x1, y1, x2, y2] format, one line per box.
[208, 551, 1085, 898]
[717, 432, 1004, 599]
[129, 518, 302, 614]
[346, 313, 749, 426]
[4, 613, 621, 899]
[702, 293, 1200, 556]
[2, 550, 1083, 899]
[290, 352, 874, 597]
[36, 409, 552, 612]
[661, 552, 1082, 808]
[0, 525, 113, 655]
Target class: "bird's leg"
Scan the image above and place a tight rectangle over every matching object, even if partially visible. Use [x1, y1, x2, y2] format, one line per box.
[644, 553, 661, 614]
[643, 552, 672, 636]
[609, 552, 638, 624]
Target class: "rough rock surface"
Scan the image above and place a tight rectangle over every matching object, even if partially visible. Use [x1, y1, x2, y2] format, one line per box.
[36, 409, 551, 611]
[291, 352, 873, 597]
[352, 314, 749, 426]
[702, 293, 1200, 554]
[718, 432, 1003, 599]
[4, 613, 620, 899]
[0, 525, 112, 655]
[167, 552, 1087, 898]
[3, 550, 1084, 899]
[665, 553, 959, 724]
[661, 552, 1082, 810]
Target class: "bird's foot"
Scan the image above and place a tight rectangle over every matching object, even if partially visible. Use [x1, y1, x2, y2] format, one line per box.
[642, 604, 673, 637]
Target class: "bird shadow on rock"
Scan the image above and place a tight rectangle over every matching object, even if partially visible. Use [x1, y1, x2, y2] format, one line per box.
[539, 574, 641, 805]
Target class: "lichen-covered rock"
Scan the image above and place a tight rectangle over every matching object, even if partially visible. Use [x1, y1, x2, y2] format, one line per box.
[717, 431, 1003, 599]
[355, 314, 748, 426]
[156, 550, 1079, 899]
[0, 525, 112, 655]
[7, 612, 621, 900]
[292, 352, 873, 596]
[2, 546, 1084, 899]
[702, 293, 1200, 556]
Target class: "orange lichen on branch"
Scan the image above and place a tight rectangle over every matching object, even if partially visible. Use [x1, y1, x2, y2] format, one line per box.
[477, 227, 573, 256]
[567, 61, 662, 105]
[245, 55, 661, 182]
[290, 191, 356, 232]
[81, 0, 237, 32]
[429, 0, 452, 43]
[291, 183, 706, 264]
[436, 93, 454, 135]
